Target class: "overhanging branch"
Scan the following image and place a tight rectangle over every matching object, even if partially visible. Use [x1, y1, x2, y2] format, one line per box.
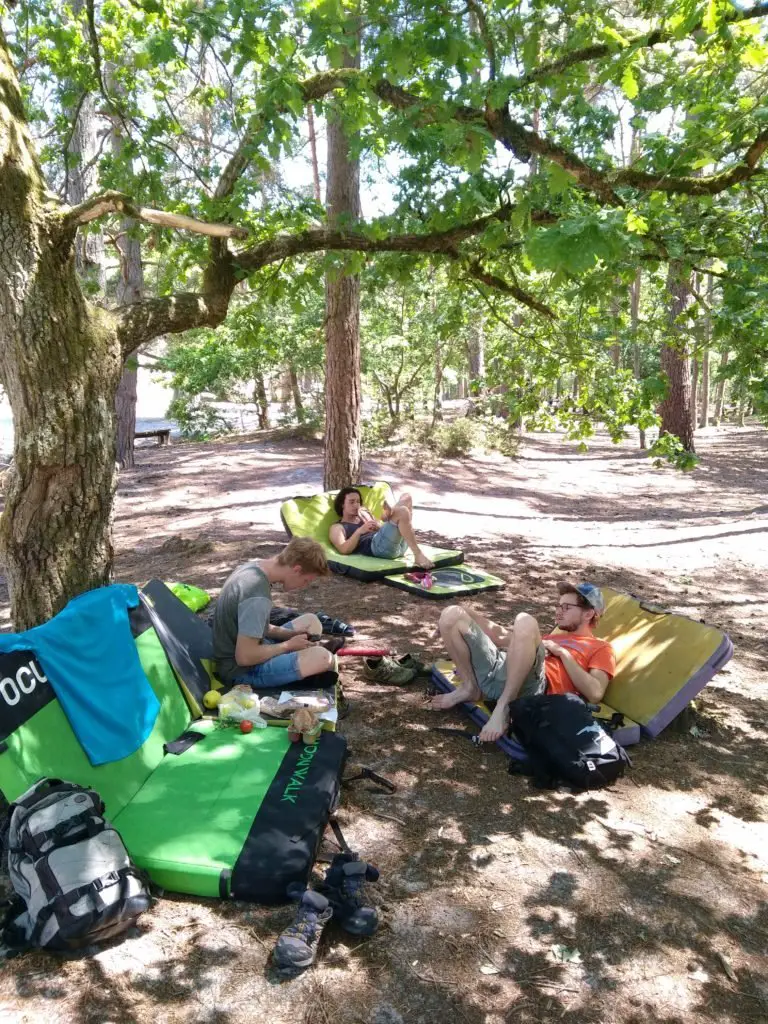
[508, 2, 768, 92]
[115, 207, 556, 355]
[60, 190, 249, 239]
[235, 205, 556, 273]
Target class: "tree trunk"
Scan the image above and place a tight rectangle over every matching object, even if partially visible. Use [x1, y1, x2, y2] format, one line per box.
[66, 3, 106, 294]
[307, 104, 322, 204]
[253, 374, 269, 429]
[714, 351, 729, 424]
[114, 229, 144, 467]
[630, 269, 646, 448]
[690, 356, 699, 432]
[110, 65, 146, 469]
[323, 34, 362, 489]
[609, 288, 622, 369]
[699, 274, 713, 429]
[467, 319, 485, 393]
[0, 34, 125, 628]
[659, 262, 695, 451]
[432, 332, 444, 426]
[289, 363, 305, 422]
[699, 349, 709, 428]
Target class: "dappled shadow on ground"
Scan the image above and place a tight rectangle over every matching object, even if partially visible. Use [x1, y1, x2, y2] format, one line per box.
[2, 426, 767, 1023]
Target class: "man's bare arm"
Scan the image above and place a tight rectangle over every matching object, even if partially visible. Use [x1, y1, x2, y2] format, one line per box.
[541, 641, 610, 703]
[234, 632, 313, 667]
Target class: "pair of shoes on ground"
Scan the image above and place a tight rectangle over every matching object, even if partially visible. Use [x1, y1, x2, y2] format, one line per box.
[362, 653, 432, 686]
[272, 852, 380, 977]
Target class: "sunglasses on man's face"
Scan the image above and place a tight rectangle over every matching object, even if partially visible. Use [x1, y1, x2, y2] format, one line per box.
[556, 601, 582, 610]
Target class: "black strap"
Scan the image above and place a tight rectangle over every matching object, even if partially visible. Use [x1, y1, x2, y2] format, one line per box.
[328, 817, 352, 854]
[163, 730, 206, 755]
[430, 726, 483, 746]
[342, 767, 397, 793]
[1, 895, 32, 954]
[23, 809, 103, 858]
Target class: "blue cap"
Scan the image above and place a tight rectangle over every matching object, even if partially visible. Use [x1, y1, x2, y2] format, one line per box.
[558, 581, 605, 615]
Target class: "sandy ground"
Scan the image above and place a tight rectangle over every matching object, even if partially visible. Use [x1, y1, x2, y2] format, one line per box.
[1, 423, 767, 1024]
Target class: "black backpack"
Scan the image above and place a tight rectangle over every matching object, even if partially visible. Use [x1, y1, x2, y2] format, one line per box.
[508, 693, 631, 790]
[1, 779, 151, 952]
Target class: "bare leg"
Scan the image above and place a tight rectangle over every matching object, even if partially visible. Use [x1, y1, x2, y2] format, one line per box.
[388, 502, 433, 569]
[462, 608, 511, 648]
[480, 613, 541, 742]
[430, 605, 483, 709]
[297, 646, 334, 677]
[288, 612, 323, 637]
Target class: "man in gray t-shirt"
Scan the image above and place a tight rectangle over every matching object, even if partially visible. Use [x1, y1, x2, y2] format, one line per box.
[212, 538, 333, 688]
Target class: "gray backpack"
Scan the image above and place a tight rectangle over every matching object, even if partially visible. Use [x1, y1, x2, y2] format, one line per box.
[1, 778, 151, 952]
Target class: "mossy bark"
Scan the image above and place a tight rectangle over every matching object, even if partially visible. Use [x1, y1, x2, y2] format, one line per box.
[0, 36, 119, 627]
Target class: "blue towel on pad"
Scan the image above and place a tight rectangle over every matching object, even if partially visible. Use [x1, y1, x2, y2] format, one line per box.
[0, 584, 160, 766]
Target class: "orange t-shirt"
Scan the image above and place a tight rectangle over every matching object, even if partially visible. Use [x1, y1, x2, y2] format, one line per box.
[542, 633, 616, 696]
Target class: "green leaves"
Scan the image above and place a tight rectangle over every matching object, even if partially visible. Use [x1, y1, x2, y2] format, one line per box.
[526, 214, 632, 275]
[620, 62, 639, 101]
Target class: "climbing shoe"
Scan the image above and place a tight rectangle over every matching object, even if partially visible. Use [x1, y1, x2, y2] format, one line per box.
[319, 636, 346, 654]
[362, 655, 418, 686]
[317, 853, 380, 936]
[272, 888, 332, 976]
[395, 653, 433, 678]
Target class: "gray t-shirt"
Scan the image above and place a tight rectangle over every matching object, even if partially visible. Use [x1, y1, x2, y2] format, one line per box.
[212, 562, 272, 682]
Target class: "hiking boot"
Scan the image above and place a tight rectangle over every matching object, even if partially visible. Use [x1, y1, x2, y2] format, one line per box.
[336, 682, 351, 720]
[362, 656, 417, 686]
[272, 889, 332, 976]
[317, 853, 380, 936]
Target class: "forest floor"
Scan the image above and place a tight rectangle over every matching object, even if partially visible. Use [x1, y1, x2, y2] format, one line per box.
[1, 423, 767, 1024]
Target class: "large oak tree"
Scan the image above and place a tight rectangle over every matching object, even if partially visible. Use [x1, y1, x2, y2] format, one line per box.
[0, 1, 766, 627]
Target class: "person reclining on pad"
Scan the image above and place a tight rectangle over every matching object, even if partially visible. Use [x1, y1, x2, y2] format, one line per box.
[329, 486, 434, 570]
[431, 582, 616, 743]
[213, 538, 334, 688]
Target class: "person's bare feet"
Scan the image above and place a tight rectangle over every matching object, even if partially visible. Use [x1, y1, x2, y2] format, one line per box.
[479, 704, 509, 743]
[414, 550, 434, 570]
[430, 680, 480, 709]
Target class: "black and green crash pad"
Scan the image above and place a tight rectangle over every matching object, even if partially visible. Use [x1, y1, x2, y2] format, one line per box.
[0, 588, 347, 903]
[383, 566, 504, 599]
[140, 578, 340, 729]
[280, 481, 464, 580]
[430, 586, 734, 758]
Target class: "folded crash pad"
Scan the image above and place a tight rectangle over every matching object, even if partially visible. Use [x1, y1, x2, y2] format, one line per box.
[383, 566, 504, 599]
[596, 587, 733, 737]
[280, 481, 464, 580]
[0, 589, 347, 903]
[0, 585, 160, 766]
[140, 579, 340, 730]
[430, 587, 733, 756]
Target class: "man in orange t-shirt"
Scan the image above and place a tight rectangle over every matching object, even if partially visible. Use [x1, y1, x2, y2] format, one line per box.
[431, 582, 616, 743]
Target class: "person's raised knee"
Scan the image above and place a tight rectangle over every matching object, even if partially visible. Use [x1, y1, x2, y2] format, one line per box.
[303, 613, 322, 637]
[513, 611, 539, 635]
[391, 502, 411, 523]
[439, 604, 466, 632]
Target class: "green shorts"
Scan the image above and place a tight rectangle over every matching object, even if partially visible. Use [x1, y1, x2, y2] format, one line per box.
[464, 622, 547, 701]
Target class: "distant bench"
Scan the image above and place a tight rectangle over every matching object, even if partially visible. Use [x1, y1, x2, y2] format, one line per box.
[134, 428, 171, 446]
